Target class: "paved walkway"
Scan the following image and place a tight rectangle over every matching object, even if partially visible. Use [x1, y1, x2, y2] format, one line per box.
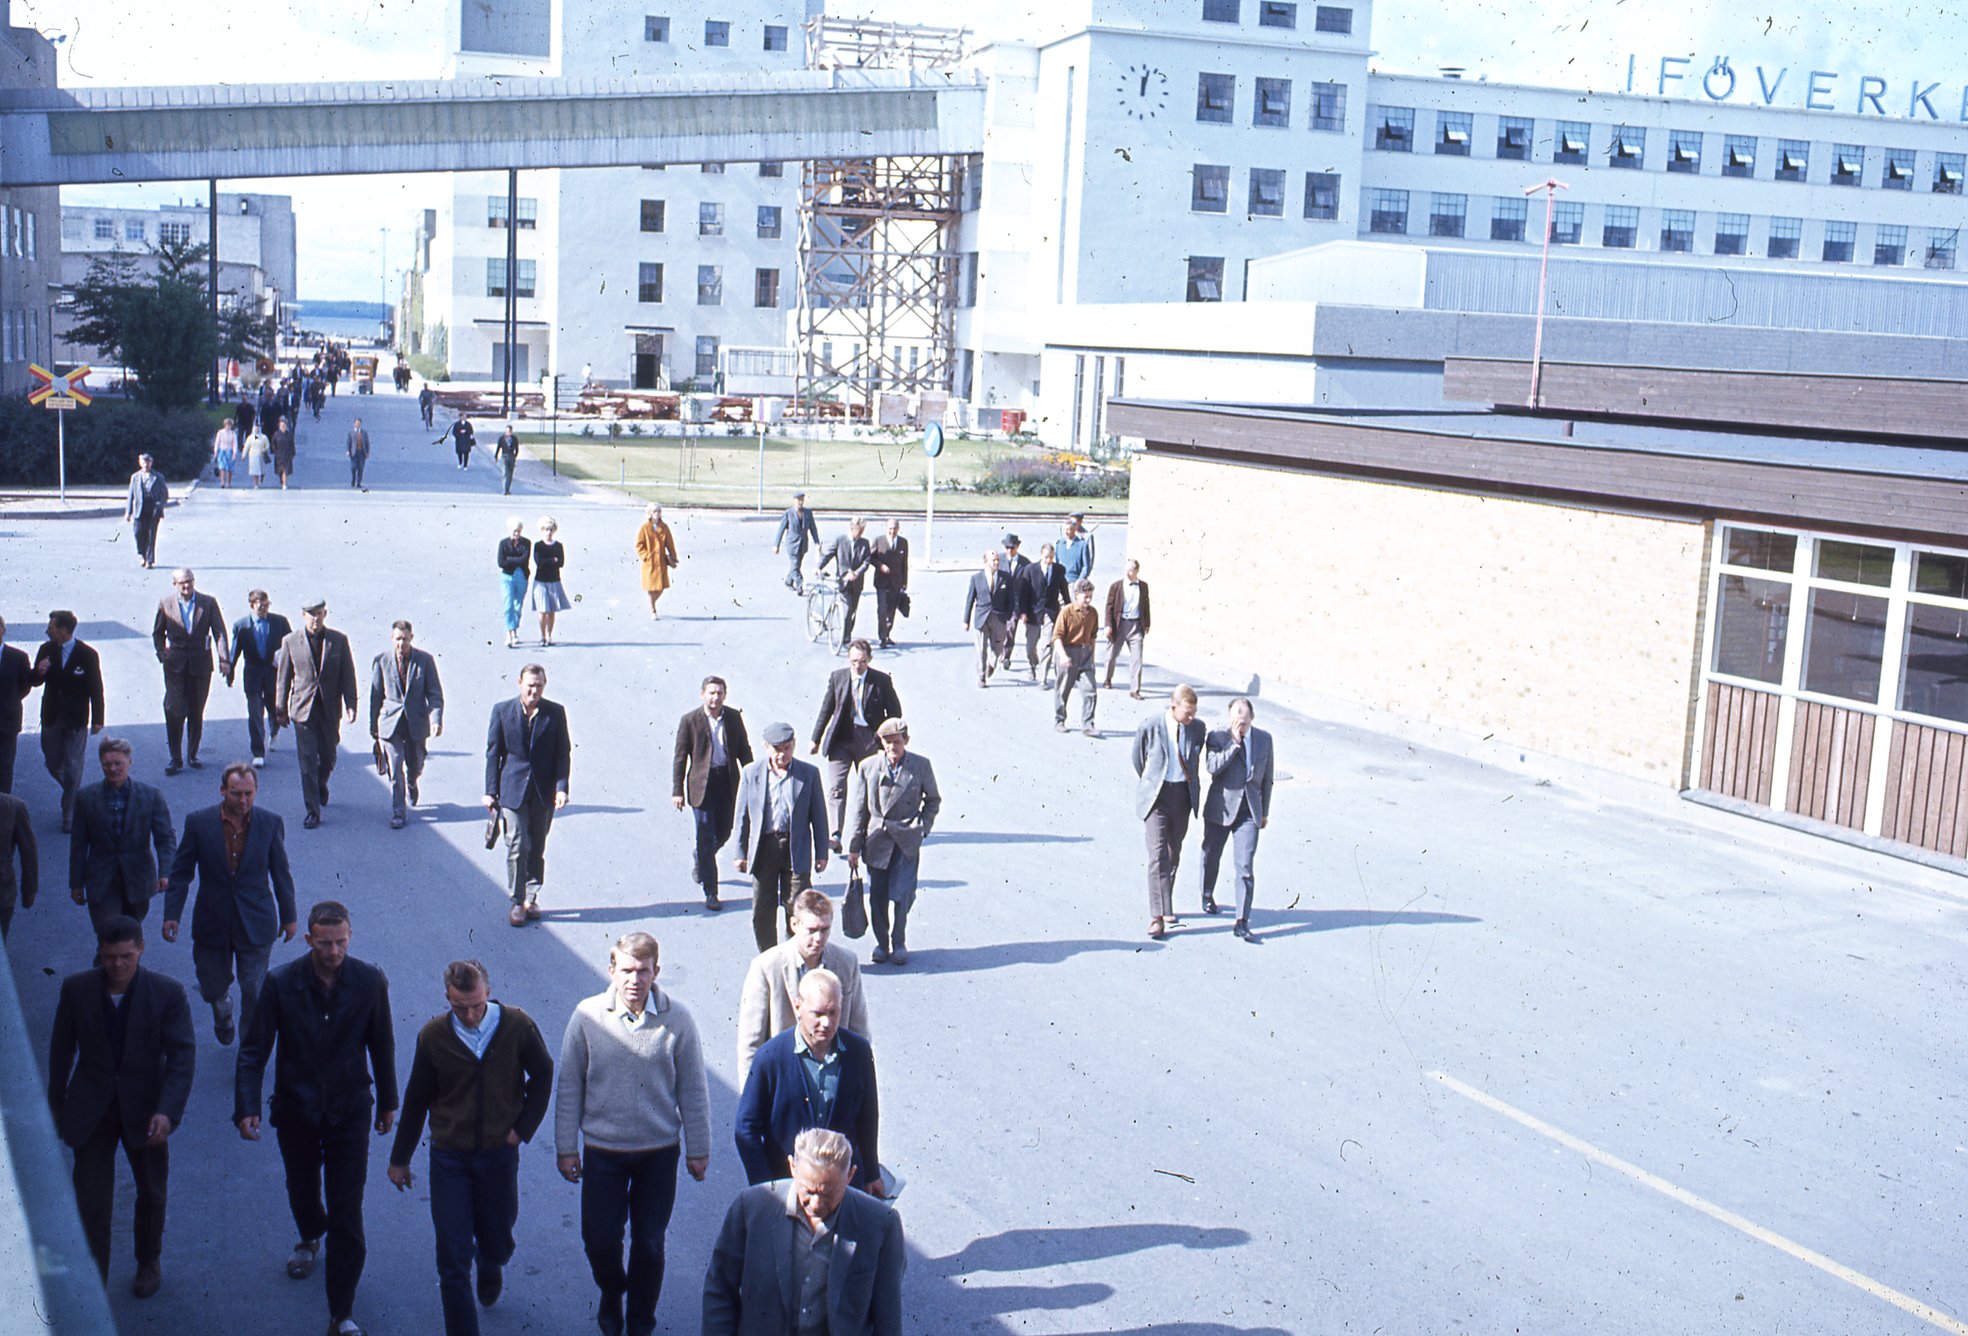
[3, 385, 1966, 1335]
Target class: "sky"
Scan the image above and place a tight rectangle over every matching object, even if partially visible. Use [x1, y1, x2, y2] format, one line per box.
[12, 0, 1963, 301]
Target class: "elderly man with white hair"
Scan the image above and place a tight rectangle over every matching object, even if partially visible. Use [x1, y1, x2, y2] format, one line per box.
[733, 969, 881, 1195]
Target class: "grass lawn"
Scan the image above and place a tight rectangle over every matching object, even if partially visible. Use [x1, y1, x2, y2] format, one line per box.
[526, 430, 1127, 516]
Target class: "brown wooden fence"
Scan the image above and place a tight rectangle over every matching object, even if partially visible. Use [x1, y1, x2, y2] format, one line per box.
[1699, 681, 1781, 805]
[1785, 700, 1874, 829]
[1883, 720, 1968, 857]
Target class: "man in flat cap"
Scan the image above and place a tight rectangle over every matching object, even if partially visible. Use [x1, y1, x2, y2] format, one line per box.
[274, 599, 359, 830]
[734, 723, 828, 954]
[842, 718, 939, 967]
[772, 493, 821, 595]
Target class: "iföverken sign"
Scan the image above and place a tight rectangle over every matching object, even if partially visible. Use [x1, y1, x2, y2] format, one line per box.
[1625, 55, 1968, 121]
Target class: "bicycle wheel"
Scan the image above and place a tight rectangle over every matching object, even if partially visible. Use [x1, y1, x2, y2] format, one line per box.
[824, 591, 845, 648]
[806, 589, 833, 643]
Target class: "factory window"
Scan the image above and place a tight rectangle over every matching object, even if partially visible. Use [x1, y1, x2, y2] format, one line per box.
[1831, 144, 1863, 186]
[1314, 4, 1352, 33]
[1202, 0, 1239, 20]
[1934, 153, 1964, 194]
[644, 16, 669, 41]
[760, 161, 784, 178]
[1374, 105, 1414, 151]
[1882, 148, 1915, 191]
[1602, 205, 1639, 249]
[1776, 139, 1809, 182]
[1722, 135, 1756, 178]
[1258, 1, 1296, 28]
[1191, 164, 1231, 213]
[1550, 200, 1583, 244]
[1435, 111, 1471, 156]
[1253, 78, 1291, 128]
[61, 215, 83, 241]
[93, 216, 114, 240]
[1554, 120, 1589, 165]
[1490, 196, 1527, 241]
[764, 24, 788, 51]
[696, 336, 718, 378]
[757, 206, 782, 239]
[701, 162, 725, 174]
[1496, 116, 1532, 161]
[1768, 215, 1802, 259]
[698, 202, 723, 235]
[640, 200, 665, 232]
[704, 19, 730, 46]
[1667, 130, 1702, 174]
[638, 263, 663, 302]
[1822, 219, 1856, 262]
[961, 251, 980, 306]
[1428, 193, 1466, 238]
[1660, 209, 1695, 252]
[1196, 73, 1234, 123]
[697, 264, 723, 305]
[160, 221, 193, 246]
[1185, 255, 1224, 302]
[485, 258, 535, 298]
[1303, 172, 1340, 219]
[1874, 224, 1907, 266]
[125, 219, 146, 242]
[1368, 187, 1409, 234]
[1927, 229, 1958, 269]
[488, 196, 537, 229]
[1248, 168, 1286, 217]
[25, 213, 35, 259]
[1309, 81, 1346, 131]
[755, 268, 780, 307]
[1713, 213, 1749, 256]
[1608, 125, 1644, 169]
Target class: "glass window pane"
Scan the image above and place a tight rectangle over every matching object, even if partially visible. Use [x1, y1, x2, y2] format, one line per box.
[1713, 575, 1791, 684]
[1724, 528, 1797, 572]
[1913, 552, 1968, 599]
[1815, 539, 1893, 586]
[1801, 589, 1887, 702]
[1900, 603, 1968, 723]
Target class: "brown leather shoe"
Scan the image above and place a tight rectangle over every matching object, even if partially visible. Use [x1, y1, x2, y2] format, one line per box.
[507, 904, 528, 927]
[132, 1260, 161, 1298]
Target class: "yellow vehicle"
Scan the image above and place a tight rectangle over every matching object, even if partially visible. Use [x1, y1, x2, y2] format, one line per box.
[352, 354, 378, 394]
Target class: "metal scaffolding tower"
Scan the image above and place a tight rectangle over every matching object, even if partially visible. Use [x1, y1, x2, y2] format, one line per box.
[795, 19, 968, 420]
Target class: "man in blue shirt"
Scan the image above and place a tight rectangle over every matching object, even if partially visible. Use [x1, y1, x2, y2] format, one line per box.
[229, 591, 292, 769]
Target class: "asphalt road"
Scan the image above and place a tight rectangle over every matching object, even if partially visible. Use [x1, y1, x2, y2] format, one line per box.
[3, 384, 1966, 1335]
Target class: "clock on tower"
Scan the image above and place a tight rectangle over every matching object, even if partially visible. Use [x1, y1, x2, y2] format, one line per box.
[1116, 63, 1169, 119]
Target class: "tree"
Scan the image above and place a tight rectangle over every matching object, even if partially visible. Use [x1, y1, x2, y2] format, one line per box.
[218, 300, 275, 363]
[63, 250, 144, 369]
[122, 278, 217, 409]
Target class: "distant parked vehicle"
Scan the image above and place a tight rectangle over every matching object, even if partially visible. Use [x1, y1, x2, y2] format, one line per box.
[352, 354, 378, 394]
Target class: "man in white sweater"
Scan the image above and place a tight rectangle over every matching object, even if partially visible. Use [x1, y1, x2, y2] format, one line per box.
[555, 932, 711, 1336]
[735, 889, 870, 1084]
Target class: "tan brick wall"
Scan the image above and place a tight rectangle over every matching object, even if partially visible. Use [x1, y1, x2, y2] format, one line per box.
[1126, 454, 1710, 782]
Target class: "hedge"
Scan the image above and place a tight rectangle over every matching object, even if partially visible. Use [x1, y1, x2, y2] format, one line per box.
[0, 397, 217, 488]
[970, 455, 1130, 499]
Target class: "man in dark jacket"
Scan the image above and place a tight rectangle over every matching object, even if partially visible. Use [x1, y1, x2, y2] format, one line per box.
[0, 786, 34, 938]
[771, 492, 821, 593]
[69, 736, 174, 928]
[814, 518, 874, 649]
[388, 959, 554, 1336]
[1016, 542, 1071, 688]
[733, 970, 881, 1195]
[47, 914, 195, 1297]
[32, 610, 105, 828]
[672, 676, 753, 909]
[484, 664, 570, 926]
[869, 519, 909, 649]
[0, 614, 30, 793]
[235, 901, 398, 1336]
[229, 590, 292, 768]
[808, 641, 902, 848]
[152, 568, 230, 773]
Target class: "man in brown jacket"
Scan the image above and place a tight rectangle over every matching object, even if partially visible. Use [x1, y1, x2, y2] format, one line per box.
[1103, 558, 1151, 699]
[1053, 579, 1102, 736]
[673, 677, 753, 910]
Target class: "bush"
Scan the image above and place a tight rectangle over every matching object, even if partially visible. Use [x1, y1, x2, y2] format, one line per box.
[971, 455, 1130, 499]
[0, 397, 217, 487]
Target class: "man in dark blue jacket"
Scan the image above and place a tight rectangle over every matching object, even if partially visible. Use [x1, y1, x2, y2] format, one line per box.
[228, 590, 292, 768]
[484, 664, 570, 927]
[733, 969, 882, 1196]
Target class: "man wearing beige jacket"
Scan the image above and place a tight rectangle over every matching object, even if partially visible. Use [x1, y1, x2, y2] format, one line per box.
[734, 890, 869, 1084]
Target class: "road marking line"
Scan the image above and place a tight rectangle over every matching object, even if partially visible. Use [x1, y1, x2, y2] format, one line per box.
[1428, 1070, 1968, 1336]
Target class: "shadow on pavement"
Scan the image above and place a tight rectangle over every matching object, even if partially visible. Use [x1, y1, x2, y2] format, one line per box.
[901, 938, 1157, 974]
[940, 1223, 1249, 1270]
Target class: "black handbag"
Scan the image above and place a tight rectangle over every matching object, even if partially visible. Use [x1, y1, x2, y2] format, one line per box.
[484, 806, 505, 850]
[842, 872, 869, 939]
[895, 590, 912, 619]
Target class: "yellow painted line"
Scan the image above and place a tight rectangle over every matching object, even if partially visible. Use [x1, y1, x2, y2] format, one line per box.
[1429, 1070, 1968, 1336]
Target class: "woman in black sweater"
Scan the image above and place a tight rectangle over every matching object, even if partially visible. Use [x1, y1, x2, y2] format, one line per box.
[498, 518, 530, 648]
[530, 517, 570, 646]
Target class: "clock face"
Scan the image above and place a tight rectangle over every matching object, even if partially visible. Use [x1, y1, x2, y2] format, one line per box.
[1117, 62, 1169, 119]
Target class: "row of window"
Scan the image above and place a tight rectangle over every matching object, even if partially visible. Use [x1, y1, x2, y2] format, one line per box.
[640, 162, 787, 177]
[1200, 0, 1352, 33]
[1372, 108, 1968, 193]
[643, 16, 788, 50]
[0, 305, 44, 364]
[633, 263, 782, 308]
[1363, 189, 1961, 266]
[1190, 164, 1343, 219]
[5, 207, 39, 259]
[639, 199, 785, 239]
[70, 216, 195, 246]
[1195, 75, 1347, 131]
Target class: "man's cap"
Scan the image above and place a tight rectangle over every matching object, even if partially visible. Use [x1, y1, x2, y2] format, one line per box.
[877, 717, 909, 739]
[762, 721, 796, 746]
[1068, 512, 1085, 522]
[1002, 532, 1021, 547]
[793, 490, 806, 499]
[301, 597, 328, 613]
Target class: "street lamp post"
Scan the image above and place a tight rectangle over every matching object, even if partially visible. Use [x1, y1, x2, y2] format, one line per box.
[541, 369, 559, 476]
[1522, 177, 1570, 411]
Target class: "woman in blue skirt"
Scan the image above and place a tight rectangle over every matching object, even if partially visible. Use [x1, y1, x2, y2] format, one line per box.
[498, 517, 530, 648]
[530, 516, 570, 646]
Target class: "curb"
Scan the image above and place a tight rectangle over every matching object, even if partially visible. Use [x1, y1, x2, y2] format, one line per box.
[0, 479, 200, 523]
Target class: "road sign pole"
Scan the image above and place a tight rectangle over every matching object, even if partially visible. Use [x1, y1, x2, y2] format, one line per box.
[925, 452, 936, 566]
[57, 404, 66, 503]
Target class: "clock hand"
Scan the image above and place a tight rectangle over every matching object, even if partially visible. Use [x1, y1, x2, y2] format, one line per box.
[1139, 72, 1150, 96]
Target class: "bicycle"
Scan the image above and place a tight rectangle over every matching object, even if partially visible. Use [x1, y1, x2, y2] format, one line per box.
[805, 580, 845, 647]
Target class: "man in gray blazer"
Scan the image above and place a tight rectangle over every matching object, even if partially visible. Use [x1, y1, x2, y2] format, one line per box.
[69, 737, 175, 929]
[1202, 698, 1276, 943]
[960, 549, 1015, 688]
[1131, 684, 1205, 940]
[735, 890, 870, 1084]
[369, 620, 444, 829]
[274, 597, 359, 830]
[842, 718, 940, 966]
[152, 568, 231, 774]
[734, 723, 829, 955]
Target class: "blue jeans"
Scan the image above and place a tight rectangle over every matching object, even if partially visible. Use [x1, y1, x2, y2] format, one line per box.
[580, 1145, 679, 1336]
[429, 1145, 520, 1336]
[502, 569, 528, 632]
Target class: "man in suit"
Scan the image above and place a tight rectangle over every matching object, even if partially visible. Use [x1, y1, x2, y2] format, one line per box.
[815, 518, 874, 648]
[1132, 684, 1205, 940]
[69, 737, 174, 928]
[229, 590, 291, 768]
[771, 491, 822, 594]
[152, 568, 231, 775]
[961, 549, 1016, 688]
[275, 597, 359, 830]
[162, 763, 299, 1044]
[370, 620, 444, 830]
[673, 676, 753, 911]
[124, 452, 169, 568]
[1017, 542, 1070, 688]
[701, 1127, 904, 1336]
[869, 519, 909, 649]
[484, 663, 571, 927]
[735, 890, 870, 1084]
[0, 785, 35, 939]
[32, 610, 106, 830]
[809, 641, 902, 847]
[0, 614, 30, 792]
[235, 901, 398, 1336]
[1104, 558, 1151, 700]
[346, 417, 372, 490]
[47, 914, 195, 1297]
[996, 534, 1030, 675]
[734, 722, 829, 954]
[842, 718, 940, 966]
[733, 971, 882, 1195]
[1202, 697, 1276, 943]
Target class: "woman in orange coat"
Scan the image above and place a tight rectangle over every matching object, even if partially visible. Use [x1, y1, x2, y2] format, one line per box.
[634, 503, 679, 618]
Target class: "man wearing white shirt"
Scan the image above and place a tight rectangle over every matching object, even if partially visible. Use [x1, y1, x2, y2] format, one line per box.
[1103, 559, 1151, 699]
[1131, 685, 1205, 940]
[1202, 698, 1276, 943]
[672, 678, 754, 911]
